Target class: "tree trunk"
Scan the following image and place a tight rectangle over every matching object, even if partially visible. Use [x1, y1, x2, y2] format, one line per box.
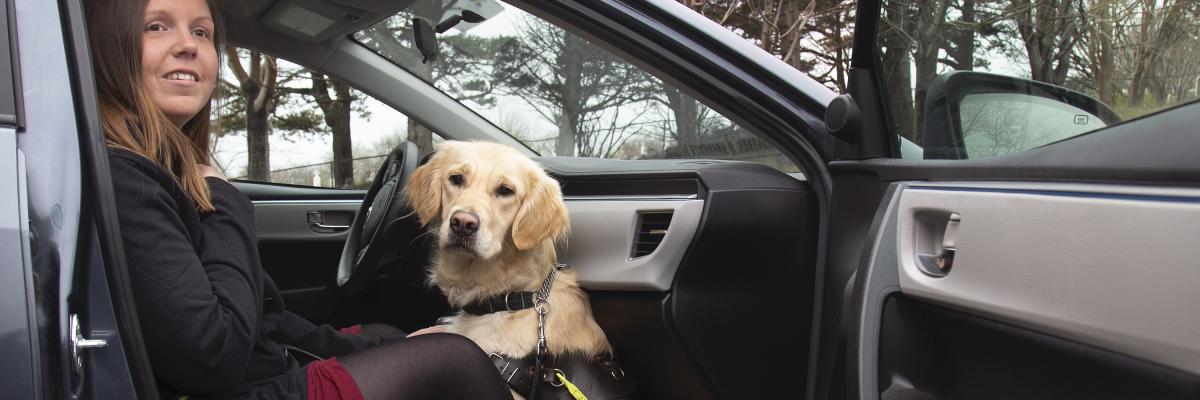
[408, 121, 435, 157]
[408, 56, 436, 155]
[329, 82, 354, 188]
[309, 73, 355, 188]
[555, 32, 586, 156]
[1015, 0, 1077, 85]
[226, 47, 277, 181]
[664, 86, 700, 155]
[245, 104, 270, 181]
[881, 2, 916, 143]
[1088, 0, 1115, 105]
[1151, 79, 1169, 106]
[554, 113, 577, 157]
[946, 0, 975, 72]
[912, 0, 949, 140]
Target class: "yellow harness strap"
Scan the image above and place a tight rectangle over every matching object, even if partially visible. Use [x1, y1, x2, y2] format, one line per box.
[554, 371, 588, 400]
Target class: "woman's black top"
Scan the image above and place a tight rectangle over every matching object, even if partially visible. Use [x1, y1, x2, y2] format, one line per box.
[108, 148, 390, 399]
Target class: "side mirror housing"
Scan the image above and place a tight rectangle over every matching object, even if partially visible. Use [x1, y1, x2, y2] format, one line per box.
[921, 71, 1121, 160]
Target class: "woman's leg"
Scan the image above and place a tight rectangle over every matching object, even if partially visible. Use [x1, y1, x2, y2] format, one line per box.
[358, 323, 405, 337]
[338, 333, 510, 400]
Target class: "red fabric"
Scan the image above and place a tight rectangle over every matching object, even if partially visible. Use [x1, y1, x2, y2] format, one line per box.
[306, 357, 364, 400]
[339, 325, 362, 335]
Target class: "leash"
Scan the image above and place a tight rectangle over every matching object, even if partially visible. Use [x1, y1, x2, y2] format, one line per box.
[529, 263, 565, 400]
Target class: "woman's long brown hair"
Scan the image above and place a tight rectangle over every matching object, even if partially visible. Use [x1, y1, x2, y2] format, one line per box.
[85, 0, 225, 211]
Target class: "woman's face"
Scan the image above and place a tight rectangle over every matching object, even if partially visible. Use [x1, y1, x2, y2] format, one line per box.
[141, 0, 218, 127]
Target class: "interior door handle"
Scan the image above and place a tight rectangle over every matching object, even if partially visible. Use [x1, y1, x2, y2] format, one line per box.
[308, 211, 352, 233]
[917, 212, 959, 276]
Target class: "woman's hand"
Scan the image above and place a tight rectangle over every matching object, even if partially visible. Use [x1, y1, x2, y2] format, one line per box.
[198, 164, 228, 181]
[407, 325, 448, 337]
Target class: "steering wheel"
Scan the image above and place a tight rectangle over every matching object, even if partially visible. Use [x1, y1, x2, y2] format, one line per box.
[336, 141, 422, 294]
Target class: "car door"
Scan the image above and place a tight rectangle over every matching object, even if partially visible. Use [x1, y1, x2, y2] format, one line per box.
[817, 0, 1200, 399]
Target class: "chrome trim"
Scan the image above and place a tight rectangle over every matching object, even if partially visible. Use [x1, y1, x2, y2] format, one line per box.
[311, 223, 350, 230]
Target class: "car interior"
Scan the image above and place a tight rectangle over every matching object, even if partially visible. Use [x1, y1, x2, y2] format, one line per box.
[45, 0, 1199, 399]
[216, 1, 822, 399]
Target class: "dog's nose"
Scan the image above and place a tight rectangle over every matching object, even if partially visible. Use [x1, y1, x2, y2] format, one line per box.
[449, 211, 480, 236]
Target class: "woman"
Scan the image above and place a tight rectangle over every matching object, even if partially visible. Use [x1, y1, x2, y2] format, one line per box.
[87, 0, 511, 398]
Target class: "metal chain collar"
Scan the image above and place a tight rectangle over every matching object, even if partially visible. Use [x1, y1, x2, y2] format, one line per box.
[530, 263, 567, 400]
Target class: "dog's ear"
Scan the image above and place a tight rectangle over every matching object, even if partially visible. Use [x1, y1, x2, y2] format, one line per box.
[512, 172, 569, 251]
[406, 157, 443, 226]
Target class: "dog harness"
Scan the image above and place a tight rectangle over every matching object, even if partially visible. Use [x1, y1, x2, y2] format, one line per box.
[460, 264, 638, 400]
[488, 352, 637, 400]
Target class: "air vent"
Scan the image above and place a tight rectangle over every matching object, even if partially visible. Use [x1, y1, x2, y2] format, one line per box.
[632, 211, 673, 258]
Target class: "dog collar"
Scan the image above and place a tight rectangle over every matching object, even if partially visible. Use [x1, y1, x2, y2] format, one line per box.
[460, 264, 567, 316]
[462, 291, 538, 315]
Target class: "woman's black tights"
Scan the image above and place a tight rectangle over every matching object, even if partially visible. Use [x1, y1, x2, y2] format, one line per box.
[339, 333, 511, 400]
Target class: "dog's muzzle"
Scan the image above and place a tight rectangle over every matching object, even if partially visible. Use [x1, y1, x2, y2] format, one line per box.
[449, 211, 480, 236]
[446, 211, 480, 252]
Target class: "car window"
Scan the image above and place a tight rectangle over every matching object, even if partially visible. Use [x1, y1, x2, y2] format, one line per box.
[877, 0, 1200, 159]
[211, 47, 443, 189]
[351, 0, 801, 173]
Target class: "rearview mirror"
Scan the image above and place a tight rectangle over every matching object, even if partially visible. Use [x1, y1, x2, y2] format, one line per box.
[921, 72, 1120, 160]
[413, 17, 438, 64]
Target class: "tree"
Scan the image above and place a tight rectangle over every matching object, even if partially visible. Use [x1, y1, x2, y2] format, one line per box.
[1124, 0, 1196, 106]
[678, 0, 856, 92]
[497, 18, 658, 157]
[1010, 0, 1085, 85]
[879, 0, 918, 141]
[353, 6, 520, 156]
[660, 85, 702, 151]
[290, 73, 360, 188]
[224, 47, 279, 181]
[1078, 0, 1120, 105]
[222, 47, 372, 186]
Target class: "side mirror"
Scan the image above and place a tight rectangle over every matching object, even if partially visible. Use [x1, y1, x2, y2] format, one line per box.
[921, 71, 1121, 160]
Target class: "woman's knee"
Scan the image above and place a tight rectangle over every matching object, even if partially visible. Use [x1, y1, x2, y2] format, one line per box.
[359, 323, 405, 337]
[408, 333, 494, 369]
[412, 333, 485, 354]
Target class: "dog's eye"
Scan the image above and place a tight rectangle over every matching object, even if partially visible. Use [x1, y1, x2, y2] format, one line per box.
[449, 174, 464, 186]
[495, 185, 514, 197]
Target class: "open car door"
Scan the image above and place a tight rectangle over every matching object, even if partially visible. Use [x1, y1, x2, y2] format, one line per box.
[814, 0, 1200, 399]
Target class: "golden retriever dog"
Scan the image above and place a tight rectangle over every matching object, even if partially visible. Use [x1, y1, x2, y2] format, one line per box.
[406, 141, 634, 399]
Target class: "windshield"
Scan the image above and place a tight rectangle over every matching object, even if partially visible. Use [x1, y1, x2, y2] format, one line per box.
[352, 0, 800, 172]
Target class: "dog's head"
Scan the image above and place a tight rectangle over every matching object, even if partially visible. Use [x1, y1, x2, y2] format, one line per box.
[406, 141, 568, 260]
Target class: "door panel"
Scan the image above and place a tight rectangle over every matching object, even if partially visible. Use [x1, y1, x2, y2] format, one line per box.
[897, 183, 1200, 376]
[234, 182, 366, 323]
[253, 200, 358, 241]
[848, 182, 1200, 400]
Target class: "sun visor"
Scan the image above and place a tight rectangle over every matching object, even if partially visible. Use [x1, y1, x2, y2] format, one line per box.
[261, 0, 371, 42]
